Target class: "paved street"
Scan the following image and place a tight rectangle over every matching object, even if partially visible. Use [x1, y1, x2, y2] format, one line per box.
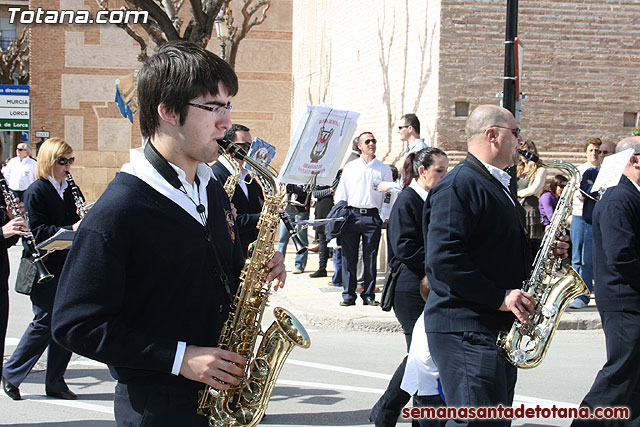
[2, 246, 608, 426]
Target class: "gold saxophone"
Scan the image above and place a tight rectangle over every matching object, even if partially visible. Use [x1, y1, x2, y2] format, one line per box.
[497, 150, 589, 369]
[221, 151, 242, 200]
[198, 139, 311, 427]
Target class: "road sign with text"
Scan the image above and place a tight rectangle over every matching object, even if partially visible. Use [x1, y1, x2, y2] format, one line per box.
[0, 84, 30, 131]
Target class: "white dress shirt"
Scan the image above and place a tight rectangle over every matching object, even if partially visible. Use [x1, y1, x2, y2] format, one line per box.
[334, 156, 393, 218]
[3, 156, 37, 191]
[121, 146, 215, 376]
[478, 158, 514, 205]
[47, 176, 68, 199]
[572, 162, 596, 217]
[401, 313, 440, 396]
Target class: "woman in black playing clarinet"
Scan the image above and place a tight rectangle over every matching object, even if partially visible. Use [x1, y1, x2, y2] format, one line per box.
[2, 138, 82, 401]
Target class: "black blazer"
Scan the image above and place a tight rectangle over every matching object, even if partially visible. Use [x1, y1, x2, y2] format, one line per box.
[211, 161, 262, 256]
[22, 179, 80, 274]
[423, 154, 531, 334]
[592, 175, 640, 312]
[387, 186, 425, 295]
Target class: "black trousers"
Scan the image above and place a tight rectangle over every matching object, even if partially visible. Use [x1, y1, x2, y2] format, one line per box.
[115, 380, 209, 427]
[1, 281, 8, 375]
[572, 310, 640, 427]
[340, 210, 382, 301]
[2, 275, 72, 392]
[427, 331, 517, 427]
[370, 291, 425, 426]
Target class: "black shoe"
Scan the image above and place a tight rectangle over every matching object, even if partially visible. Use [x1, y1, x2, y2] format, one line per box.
[46, 389, 77, 400]
[309, 269, 327, 278]
[2, 376, 21, 400]
[339, 300, 355, 306]
[362, 297, 380, 306]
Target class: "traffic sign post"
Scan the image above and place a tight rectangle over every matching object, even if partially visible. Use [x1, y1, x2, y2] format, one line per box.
[0, 84, 30, 131]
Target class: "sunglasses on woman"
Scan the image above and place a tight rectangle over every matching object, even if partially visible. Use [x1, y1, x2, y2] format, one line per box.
[56, 157, 75, 165]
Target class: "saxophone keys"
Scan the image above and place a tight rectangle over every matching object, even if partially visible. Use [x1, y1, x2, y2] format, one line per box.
[251, 357, 270, 379]
[534, 324, 551, 339]
[510, 349, 527, 365]
[241, 380, 263, 404]
[541, 305, 557, 319]
[234, 407, 257, 425]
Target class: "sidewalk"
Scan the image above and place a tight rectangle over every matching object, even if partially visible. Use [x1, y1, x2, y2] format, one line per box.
[270, 246, 602, 333]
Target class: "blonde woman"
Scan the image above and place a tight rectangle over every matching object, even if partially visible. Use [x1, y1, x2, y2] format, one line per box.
[517, 140, 547, 253]
[2, 138, 82, 401]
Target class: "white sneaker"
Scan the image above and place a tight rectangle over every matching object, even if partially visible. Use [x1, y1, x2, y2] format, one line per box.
[569, 299, 588, 309]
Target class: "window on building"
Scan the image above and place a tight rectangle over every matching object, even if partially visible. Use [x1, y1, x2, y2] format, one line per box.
[0, 18, 17, 50]
[623, 112, 637, 128]
[455, 101, 470, 117]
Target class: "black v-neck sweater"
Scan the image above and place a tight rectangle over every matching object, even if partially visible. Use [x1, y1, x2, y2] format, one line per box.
[52, 172, 245, 384]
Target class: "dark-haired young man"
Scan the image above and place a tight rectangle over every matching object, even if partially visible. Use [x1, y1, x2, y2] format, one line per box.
[51, 41, 285, 426]
[211, 123, 263, 257]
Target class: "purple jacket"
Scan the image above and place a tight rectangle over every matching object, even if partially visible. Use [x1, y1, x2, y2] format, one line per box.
[538, 191, 557, 226]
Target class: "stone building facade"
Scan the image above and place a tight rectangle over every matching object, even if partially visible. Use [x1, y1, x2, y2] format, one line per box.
[22, 0, 640, 201]
[28, 0, 292, 201]
[292, 0, 640, 167]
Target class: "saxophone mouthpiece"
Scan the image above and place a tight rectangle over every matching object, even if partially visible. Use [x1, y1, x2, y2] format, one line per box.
[518, 149, 540, 164]
[217, 139, 247, 161]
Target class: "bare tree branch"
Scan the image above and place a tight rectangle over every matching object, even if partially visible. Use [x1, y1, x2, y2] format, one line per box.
[97, 0, 271, 69]
[378, 5, 396, 162]
[0, 26, 29, 84]
[226, 0, 271, 67]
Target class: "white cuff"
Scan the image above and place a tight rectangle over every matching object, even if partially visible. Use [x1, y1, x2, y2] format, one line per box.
[171, 341, 186, 376]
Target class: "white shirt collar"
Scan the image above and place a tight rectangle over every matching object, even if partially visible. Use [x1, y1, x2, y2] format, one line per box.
[477, 158, 512, 190]
[121, 147, 213, 225]
[47, 176, 68, 199]
[408, 178, 429, 201]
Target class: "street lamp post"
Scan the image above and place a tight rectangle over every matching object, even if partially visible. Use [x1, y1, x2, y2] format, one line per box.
[215, 9, 230, 61]
[502, 0, 518, 117]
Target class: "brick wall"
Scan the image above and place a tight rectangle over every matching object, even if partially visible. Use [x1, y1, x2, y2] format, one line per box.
[29, 0, 292, 201]
[293, 0, 640, 169]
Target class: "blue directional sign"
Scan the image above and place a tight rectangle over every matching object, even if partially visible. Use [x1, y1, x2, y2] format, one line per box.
[0, 84, 30, 131]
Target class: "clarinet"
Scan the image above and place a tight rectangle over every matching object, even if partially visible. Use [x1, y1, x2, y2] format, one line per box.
[0, 172, 53, 283]
[65, 172, 88, 218]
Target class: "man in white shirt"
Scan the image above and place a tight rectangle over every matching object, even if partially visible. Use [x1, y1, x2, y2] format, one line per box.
[569, 138, 603, 309]
[2, 143, 37, 200]
[334, 132, 392, 306]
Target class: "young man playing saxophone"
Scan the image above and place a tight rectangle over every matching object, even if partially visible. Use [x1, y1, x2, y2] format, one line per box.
[51, 41, 286, 426]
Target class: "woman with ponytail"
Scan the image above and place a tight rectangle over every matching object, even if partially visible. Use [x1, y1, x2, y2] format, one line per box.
[370, 146, 448, 426]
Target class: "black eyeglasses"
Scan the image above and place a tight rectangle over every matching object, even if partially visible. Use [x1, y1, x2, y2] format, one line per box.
[363, 139, 377, 145]
[491, 125, 521, 138]
[17, 148, 27, 151]
[398, 125, 409, 130]
[56, 157, 75, 165]
[558, 184, 566, 188]
[187, 102, 232, 116]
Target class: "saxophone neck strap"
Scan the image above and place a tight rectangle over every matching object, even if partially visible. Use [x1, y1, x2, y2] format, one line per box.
[144, 139, 233, 299]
